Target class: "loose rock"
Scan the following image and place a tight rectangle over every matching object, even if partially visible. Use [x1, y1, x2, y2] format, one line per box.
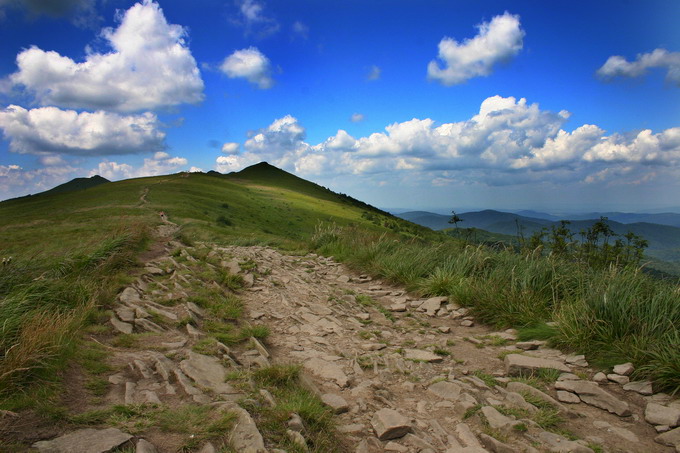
[371, 408, 412, 441]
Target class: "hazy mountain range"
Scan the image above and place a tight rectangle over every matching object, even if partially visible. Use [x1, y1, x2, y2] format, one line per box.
[397, 210, 680, 265]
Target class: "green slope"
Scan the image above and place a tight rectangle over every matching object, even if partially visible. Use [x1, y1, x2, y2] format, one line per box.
[0, 164, 431, 260]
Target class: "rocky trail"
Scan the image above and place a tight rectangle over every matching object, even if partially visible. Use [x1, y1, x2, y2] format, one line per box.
[19, 223, 680, 453]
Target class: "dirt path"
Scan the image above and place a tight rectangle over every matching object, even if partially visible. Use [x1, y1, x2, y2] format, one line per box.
[24, 237, 680, 452]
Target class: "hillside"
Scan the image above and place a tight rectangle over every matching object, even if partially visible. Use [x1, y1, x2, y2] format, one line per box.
[0, 164, 429, 259]
[42, 175, 110, 196]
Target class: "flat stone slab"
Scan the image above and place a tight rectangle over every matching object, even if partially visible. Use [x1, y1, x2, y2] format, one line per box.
[321, 393, 349, 413]
[555, 380, 631, 416]
[537, 430, 594, 453]
[179, 351, 237, 394]
[656, 426, 680, 450]
[427, 381, 463, 401]
[227, 405, 267, 453]
[504, 353, 570, 376]
[110, 316, 133, 334]
[33, 428, 132, 453]
[404, 349, 443, 363]
[623, 380, 653, 395]
[646, 403, 680, 427]
[371, 408, 412, 440]
[506, 381, 577, 418]
[304, 357, 349, 387]
[481, 406, 520, 430]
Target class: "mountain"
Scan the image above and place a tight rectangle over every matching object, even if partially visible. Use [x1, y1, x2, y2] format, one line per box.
[396, 211, 452, 230]
[41, 175, 110, 196]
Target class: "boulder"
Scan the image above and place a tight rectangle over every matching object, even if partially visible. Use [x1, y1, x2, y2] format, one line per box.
[304, 357, 349, 387]
[613, 362, 634, 376]
[427, 381, 463, 401]
[321, 393, 349, 414]
[645, 403, 680, 427]
[554, 380, 630, 416]
[371, 408, 412, 440]
[504, 354, 570, 376]
[179, 352, 237, 395]
[33, 428, 132, 453]
[227, 405, 267, 453]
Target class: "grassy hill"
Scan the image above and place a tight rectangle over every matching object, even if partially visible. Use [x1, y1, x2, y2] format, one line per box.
[0, 163, 429, 260]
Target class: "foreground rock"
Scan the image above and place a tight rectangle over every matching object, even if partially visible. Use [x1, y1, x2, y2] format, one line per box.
[371, 408, 412, 440]
[504, 354, 570, 376]
[656, 426, 680, 450]
[33, 428, 132, 453]
[555, 380, 631, 416]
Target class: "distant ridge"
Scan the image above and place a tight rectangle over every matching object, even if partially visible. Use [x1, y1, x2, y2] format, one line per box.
[42, 175, 110, 196]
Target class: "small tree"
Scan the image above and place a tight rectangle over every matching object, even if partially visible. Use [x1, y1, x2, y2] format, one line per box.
[448, 211, 464, 232]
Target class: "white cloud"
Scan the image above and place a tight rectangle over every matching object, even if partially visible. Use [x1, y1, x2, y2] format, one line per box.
[367, 65, 381, 81]
[597, 48, 680, 86]
[292, 21, 308, 39]
[8, 0, 204, 112]
[350, 113, 364, 123]
[428, 12, 524, 85]
[221, 142, 240, 154]
[221, 96, 680, 189]
[0, 105, 165, 156]
[235, 0, 279, 38]
[220, 47, 274, 89]
[92, 151, 188, 180]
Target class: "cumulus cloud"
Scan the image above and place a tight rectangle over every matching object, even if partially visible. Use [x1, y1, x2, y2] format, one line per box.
[235, 0, 279, 38]
[0, 105, 165, 156]
[597, 48, 680, 86]
[216, 96, 680, 189]
[351, 113, 364, 123]
[8, 0, 204, 112]
[0, 163, 81, 200]
[428, 12, 524, 85]
[91, 151, 187, 180]
[221, 142, 240, 154]
[220, 47, 274, 89]
[367, 65, 381, 81]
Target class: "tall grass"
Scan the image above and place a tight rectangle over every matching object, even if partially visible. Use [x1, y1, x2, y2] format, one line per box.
[0, 226, 148, 396]
[314, 224, 680, 393]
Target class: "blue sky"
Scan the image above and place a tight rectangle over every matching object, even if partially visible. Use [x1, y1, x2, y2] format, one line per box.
[0, 0, 679, 213]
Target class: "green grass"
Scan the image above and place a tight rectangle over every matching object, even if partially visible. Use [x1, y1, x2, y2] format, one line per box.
[242, 364, 341, 452]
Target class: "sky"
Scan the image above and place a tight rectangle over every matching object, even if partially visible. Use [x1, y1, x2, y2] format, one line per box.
[0, 0, 679, 213]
